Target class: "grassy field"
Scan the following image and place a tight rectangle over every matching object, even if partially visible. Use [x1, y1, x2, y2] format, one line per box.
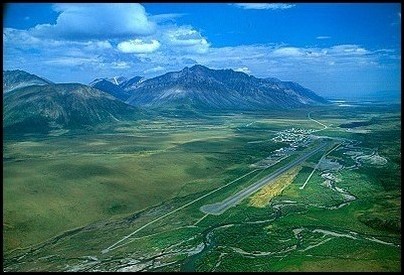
[3, 117, 248, 250]
[3, 104, 401, 271]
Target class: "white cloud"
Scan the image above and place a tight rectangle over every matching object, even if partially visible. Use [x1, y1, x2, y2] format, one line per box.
[4, 4, 211, 63]
[117, 39, 161, 54]
[165, 26, 210, 53]
[144, 66, 165, 74]
[31, 3, 156, 40]
[316, 36, 331, 40]
[5, 22, 395, 85]
[149, 13, 186, 23]
[111, 61, 131, 69]
[234, 67, 251, 74]
[44, 57, 100, 66]
[3, 28, 42, 48]
[329, 44, 370, 56]
[83, 41, 113, 51]
[234, 3, 295, 10]
[272, 47, 304, 57]
[185, 44, 395, 80]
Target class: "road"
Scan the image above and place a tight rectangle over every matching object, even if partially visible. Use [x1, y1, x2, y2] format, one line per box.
[308, 111, 328, 131]
[300, 143, 341, 190]
[200, 141, 330, 215]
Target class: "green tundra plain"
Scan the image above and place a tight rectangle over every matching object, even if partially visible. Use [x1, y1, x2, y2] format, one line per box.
[3, 102, 401, 271]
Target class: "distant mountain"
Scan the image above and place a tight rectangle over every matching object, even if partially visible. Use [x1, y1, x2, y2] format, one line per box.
[89, 76, 144, 101]
[110, 76, 128, 86]
[4, 81, 138, 133]
[125, 65, 328, 110]
[119, 76, 145, 91]
[90, 79, 132, 101]
[89, 76, 128, 86]
[3, 67, 329, 134]
[3, 70, 52, 93]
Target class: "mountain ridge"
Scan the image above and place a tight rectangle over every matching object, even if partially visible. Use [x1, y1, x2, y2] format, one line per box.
[124, 64, 328, 109]
[3, 66, 329, 133]
[89, 76, 144, 101]
[3, 69, 53, 93]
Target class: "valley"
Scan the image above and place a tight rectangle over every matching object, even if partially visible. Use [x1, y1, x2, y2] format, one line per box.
[3, 3, 401, 272]
[3, 102, 401, 272]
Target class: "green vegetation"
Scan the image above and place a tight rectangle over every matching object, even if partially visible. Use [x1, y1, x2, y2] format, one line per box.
[3, 105, 401, 272]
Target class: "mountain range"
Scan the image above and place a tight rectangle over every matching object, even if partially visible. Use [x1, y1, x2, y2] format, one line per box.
[128, 65, 327, 109]
[3, 65, 328, 133]
[89, 65, 327, 110]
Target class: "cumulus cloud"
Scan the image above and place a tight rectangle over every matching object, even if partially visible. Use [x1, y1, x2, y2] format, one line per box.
[329, 44, 370, 56]
[117, 39, 161, 54]
[272, 47, 304, 57]
[234, 3, 295, 10]
[31, 3, 156, 40]
[3, 28, 42, 48]
[165, 26, 210, 53]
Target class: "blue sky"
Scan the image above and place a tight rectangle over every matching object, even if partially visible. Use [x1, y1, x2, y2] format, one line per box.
[3, 3, 401, 97]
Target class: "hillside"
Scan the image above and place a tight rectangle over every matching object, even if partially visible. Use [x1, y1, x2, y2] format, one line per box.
[4, 83, 138, 133]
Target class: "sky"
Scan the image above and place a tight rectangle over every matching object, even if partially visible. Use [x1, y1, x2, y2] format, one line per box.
[3, 3, 401, 97]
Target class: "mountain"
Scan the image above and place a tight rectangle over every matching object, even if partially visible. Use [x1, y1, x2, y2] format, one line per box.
[265, 77, 282, 83]
[110, 76, 128, 86]
[90, 79, 132, 101]
[125, 65, 328, 110]
[89, 76, 144, 101]
[4, 82, 138, 133]
[119, 76, 145, 91]
[3, 67, 328, 134]
[3, 70, 53, 93]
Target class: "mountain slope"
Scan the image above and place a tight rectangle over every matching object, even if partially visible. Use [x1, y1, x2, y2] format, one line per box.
[3, 70, 53, 93]
[89, 76, 144, 101]
[125, 65, 328, 110]
[90, 79, 132, 101]
[4, 83, 138, 133]
[119, 76, 144, 91]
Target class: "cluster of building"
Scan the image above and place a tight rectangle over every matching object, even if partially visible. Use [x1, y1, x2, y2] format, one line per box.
[249, 128, 322, 169]
[271, 128, 313, 147]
